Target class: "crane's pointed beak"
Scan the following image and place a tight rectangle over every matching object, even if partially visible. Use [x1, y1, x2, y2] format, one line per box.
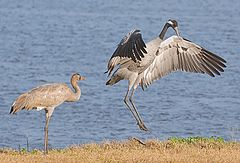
[81, 76, 86, 80]
[174, 27, 180, 37]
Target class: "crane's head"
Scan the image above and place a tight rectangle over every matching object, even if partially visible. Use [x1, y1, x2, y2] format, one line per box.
[167, 19, 180, 36]
[72, 73, 86, 81]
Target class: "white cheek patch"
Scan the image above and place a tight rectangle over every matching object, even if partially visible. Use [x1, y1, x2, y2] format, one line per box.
[167, 20, 174, 26]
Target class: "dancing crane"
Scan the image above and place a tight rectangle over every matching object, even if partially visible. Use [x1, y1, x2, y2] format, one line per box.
[105, 19, 226, 131]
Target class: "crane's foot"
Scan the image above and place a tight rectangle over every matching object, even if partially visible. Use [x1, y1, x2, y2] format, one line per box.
[137, 122, 149, 131]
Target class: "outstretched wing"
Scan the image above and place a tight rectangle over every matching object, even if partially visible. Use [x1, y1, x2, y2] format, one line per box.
[142, 36, 226, 88]
[106, 29, 147, 76]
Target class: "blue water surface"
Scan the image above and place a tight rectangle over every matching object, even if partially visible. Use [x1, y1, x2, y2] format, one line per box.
[0, 0, 239, 150]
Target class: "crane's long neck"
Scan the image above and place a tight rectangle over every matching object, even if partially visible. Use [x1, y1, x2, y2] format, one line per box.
[159, 23, 170, 40]
[70, 78, 81, 101]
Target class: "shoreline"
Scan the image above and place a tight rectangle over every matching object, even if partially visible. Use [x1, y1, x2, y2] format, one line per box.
[1, 137, 240, 162]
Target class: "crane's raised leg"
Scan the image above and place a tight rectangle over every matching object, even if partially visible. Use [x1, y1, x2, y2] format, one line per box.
[124, 90, 143, 128]
[129, 88, 148, 131]
[44, 110, 51, 154]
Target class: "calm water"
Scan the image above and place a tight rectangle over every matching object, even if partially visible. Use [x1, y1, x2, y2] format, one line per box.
[0, 0, 239, 150]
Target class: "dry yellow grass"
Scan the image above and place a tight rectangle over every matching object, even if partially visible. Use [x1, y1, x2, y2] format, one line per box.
[0, 138, 240, 163]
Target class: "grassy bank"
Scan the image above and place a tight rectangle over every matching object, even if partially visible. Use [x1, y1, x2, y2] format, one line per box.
[0, 137, 239, 163]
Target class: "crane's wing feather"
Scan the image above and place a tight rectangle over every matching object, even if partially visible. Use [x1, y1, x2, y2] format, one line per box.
[106, 29, 147, 76]
[10, 83, 70, 114]
[142, 36, 226, 88]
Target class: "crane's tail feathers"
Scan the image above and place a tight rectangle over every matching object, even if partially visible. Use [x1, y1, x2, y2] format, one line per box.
[9, 106, 15, 114]
[106, 75, 122, 86]
[10, 94, 28, 114]
[106, 79, 113, 85]
[104, 70, 112, 78]
[140, 80, 145, 91]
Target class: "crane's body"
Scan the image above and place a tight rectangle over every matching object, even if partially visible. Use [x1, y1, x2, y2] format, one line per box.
[106, 19, 226, 131]
[10, 73, 85, 154]
[11, 83, 81, 113]
[107, 37, 161, 87]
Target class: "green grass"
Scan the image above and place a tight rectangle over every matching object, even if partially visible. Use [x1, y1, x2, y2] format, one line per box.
[168, 136, 225, 143]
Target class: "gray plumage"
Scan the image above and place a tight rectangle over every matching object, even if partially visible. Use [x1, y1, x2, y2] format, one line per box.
[106, 19, 226, 131]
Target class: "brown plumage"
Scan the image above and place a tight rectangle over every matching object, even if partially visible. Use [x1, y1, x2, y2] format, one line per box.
[10, 73, 85, 154]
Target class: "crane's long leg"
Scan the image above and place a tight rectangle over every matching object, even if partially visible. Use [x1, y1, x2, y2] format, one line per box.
[129, 88, 148, 131]
[124, 90, 142, 127]
[44, 110, 51, 154]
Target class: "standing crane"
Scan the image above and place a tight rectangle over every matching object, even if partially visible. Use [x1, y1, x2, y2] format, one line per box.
[10, 73, 85, 154]
[105, 19, 226, 131]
